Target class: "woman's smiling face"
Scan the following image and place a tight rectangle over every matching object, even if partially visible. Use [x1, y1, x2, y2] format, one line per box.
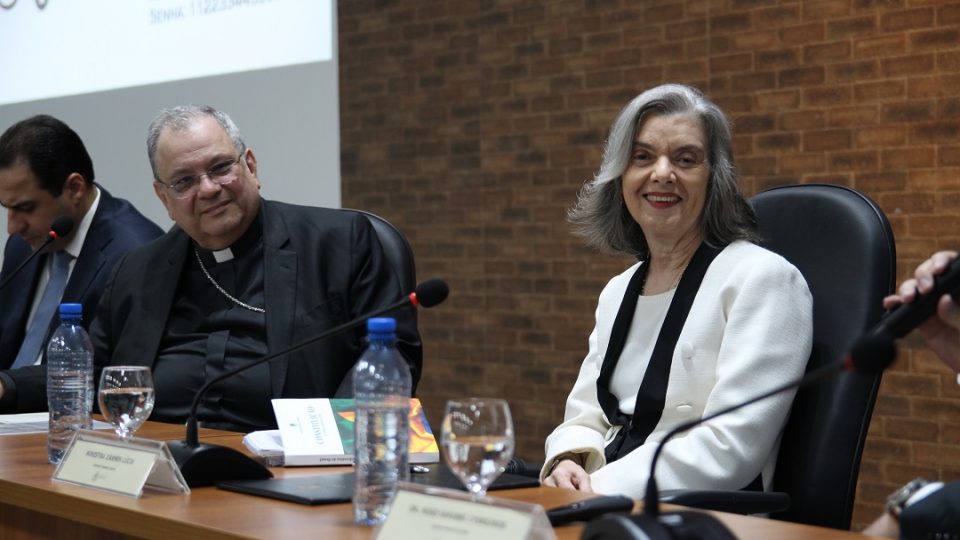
[621, 112, 710, 249]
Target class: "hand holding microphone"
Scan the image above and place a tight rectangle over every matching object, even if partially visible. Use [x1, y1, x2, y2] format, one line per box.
[879, 250, 960, 373]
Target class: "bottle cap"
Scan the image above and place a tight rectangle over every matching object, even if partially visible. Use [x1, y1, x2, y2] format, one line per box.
[367, 317, 396, 333]
[58, 303, 82, 318]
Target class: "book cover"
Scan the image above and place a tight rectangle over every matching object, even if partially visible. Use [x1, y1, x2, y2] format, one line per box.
[270, 398, 439, 466]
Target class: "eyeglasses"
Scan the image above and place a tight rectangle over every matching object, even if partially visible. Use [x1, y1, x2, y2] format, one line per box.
[158, 152, 245, 199]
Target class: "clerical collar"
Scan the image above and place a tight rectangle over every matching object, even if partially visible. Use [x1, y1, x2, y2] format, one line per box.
[194, 208, 264, 265]
[212, 248, 234, 263]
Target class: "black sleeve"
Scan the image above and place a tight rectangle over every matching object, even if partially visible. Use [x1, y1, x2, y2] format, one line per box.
[900, 482, 960, 540]
[0, 364, 49, 413]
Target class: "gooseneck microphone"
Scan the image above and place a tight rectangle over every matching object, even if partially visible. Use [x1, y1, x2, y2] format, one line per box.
[166, 278, 449, 487]
[869, 254, 960, 340]
[0, 215, 74, 291]
[582, 335, 896, 540]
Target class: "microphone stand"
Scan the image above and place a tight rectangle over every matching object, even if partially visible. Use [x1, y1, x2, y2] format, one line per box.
[582, 335, 896, 540]
[167, 280, 448, 487]
[0, 215, 75, 291]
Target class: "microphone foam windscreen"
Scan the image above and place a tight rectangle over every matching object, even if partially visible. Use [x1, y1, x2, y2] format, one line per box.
[50, 215, 75, 237]
[849, 335, 897, 374]
[415, 279, 449, 308]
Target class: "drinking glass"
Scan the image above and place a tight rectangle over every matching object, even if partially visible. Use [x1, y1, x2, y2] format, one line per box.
[440, 398, 514, 497]
[97, 366, 155, 440]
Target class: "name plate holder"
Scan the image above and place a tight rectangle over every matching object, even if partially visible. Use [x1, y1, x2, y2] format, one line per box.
[374, 481, 556, 540]
[53, 429, 190, 498]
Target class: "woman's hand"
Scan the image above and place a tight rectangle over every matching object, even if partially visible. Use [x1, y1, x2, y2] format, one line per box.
[542, 460, 594, 492]
[882, 250, 960, 372]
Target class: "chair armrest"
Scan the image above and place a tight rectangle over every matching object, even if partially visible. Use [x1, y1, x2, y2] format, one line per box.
[658, 489, 790, 515]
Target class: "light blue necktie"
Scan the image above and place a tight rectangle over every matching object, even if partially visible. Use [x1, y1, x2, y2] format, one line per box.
[12, 251, 73, 368]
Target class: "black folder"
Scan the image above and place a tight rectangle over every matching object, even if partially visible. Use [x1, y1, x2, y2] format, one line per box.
[217, 465, 540, 506]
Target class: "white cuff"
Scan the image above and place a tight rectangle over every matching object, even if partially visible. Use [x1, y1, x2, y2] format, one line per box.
[906, 481, 944, 507]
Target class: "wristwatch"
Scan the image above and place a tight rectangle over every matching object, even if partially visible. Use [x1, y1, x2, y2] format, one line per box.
[885, 477, 931, 520]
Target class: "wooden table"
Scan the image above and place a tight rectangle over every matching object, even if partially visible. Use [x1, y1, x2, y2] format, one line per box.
[0, 421, 883, 539]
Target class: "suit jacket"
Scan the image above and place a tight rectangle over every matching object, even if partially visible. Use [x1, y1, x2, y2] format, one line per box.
[89, 199, 422, 429]
[901, 482, 960, 539]
[0, 186, 163, 412]
[542, 241, 813, 499]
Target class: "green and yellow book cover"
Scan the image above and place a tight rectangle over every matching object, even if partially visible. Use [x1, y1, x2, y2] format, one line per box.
[271, 398, 439, 465]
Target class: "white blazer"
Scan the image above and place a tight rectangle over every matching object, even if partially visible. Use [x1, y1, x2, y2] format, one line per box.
[542, 241, 813, 499]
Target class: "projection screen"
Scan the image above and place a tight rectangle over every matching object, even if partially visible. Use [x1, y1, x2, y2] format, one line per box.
[0, 0, 340, 265]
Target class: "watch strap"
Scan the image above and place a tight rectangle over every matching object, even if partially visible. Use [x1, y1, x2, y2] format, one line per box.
[886, 477, 931, 520]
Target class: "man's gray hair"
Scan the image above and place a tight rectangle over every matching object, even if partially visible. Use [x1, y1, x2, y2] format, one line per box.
[146, 105, 245, 180]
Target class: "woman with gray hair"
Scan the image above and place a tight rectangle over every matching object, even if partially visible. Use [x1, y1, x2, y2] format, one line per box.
[541, 84, 814, 499]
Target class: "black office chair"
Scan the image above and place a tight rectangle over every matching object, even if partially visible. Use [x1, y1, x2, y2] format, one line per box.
[662, 183, 897, 530]
[347, 209, 417, 293]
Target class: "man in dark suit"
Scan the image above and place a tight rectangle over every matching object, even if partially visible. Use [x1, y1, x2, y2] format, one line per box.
[863, 250, 960, 538]
[0, 115, 163, 412]
[89, 105, 422, 432]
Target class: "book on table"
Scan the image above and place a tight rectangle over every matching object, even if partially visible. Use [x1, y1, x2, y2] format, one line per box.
[244, 398, 439, 466]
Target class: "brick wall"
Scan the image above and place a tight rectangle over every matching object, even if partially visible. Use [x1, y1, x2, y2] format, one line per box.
[339, 0, 960, 530]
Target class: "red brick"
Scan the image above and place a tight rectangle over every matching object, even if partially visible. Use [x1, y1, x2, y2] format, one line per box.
[754, 90, 801, 111]
[909, 74, 960, 99]
[828, 16, 877, 38]
[756, 132, 801, 152]
[805, 86, 854, 106]
[885, 417, 939, 442]
[880, 7, 935, 32]
[828, 105, 880, 127]
[779, 66, 826, 87]
[883, 54, 936, 77]
[710, 53, 753, 73]
[780, 153, 826, 174]
[882, 146, 936, 169]
[780, 110, 825, 131]
[801, 0, 851, 20]
[804, 41, 852, 62]
[830, 150, 879, 171]
[828, 59, 880, 83]
[756, 48, 800, 68]
[938, 145, 960, 167]
[883, 101, 935, 123]
[803, 129, 853, 152]
[856, 125, 906, 148]
[732, 113, 776, 134]
[911, 121, 960, 144]
[854, 34, 907, 58]
[780, 22, 826, 44]
[732, 31, 777, 51]
[911, 215, 960, 237]
[910, 29, 960, 51]
[854, 80, 907, 102]
[856, 172, 907, 192]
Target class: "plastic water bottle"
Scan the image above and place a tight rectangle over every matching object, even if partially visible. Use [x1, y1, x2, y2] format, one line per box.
[46, 303, 93, 464]
[353, 317, 412, 525]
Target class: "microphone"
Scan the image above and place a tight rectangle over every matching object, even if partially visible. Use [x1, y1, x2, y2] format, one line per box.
[869, 254, 960, 340]
[581, 335, 897, 540]
[0, 215, 75, 291]
[166, 278, 449, 487]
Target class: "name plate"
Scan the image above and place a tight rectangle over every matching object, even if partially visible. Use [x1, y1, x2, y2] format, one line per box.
[53, 430, 190, 497]
[376, 482, 555, 540]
